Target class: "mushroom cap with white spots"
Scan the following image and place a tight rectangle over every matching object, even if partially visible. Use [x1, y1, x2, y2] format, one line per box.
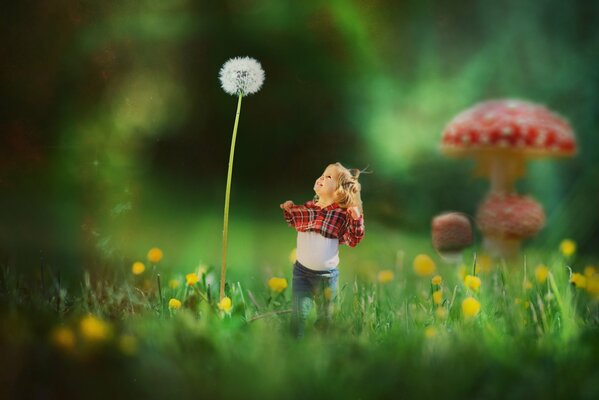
[476, 193, 545, 240]
[441, 99, 576, 158]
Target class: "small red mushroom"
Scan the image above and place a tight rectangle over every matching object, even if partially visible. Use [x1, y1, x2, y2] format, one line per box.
[431, 212, 473, 263]
[441, 99, 576, 193]
[476, 193, 545, 258]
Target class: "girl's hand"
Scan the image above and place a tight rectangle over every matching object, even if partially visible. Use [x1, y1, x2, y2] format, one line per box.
[280, 200, 295, 211]
[347, 206, 361, 220]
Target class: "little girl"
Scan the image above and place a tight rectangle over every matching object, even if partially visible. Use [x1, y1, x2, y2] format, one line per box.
[280, 162, 365, 337]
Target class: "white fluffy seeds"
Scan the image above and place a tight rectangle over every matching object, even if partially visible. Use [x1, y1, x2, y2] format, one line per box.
[219, 56, 265, 96]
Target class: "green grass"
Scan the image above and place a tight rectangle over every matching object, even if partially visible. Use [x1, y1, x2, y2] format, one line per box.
[1, 221, 598, 400]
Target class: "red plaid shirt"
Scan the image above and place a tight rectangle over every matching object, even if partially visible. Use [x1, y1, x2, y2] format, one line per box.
[283, 200, 365, 247]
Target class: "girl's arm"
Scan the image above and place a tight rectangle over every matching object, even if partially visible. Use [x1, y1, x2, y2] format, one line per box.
[340, 214, 365, 247]
[281, 201, 311, 229]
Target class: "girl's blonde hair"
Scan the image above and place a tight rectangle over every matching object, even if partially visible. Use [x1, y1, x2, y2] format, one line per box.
[331, 162, 364, 213]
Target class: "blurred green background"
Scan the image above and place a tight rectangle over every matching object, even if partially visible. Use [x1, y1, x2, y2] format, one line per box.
[1, 0, 598, 275]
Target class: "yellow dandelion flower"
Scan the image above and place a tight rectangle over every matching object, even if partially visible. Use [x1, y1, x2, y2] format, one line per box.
[80, 315, 111, 342]
[522, 279, 532, 290]
[584, 265, 597, 277]
[431, 275, 442, 285]
[118, 334, 138, 356]
[377, 270, 395, 284]
[535, 265, 549, 284]
[168, 279, 180, 289]
[50, 327, 75, 350]
[432, 290, 443, 305]
[559, 239, 576, 257]
[424, 326, 437, 338]
[462, 296, 481, 319]
[218, 296, 233, 313]
[435, 307, 447, 320]
[413, 254, 436, 277]
[476, 254, 492, 273]
[289, 248, 297, 264]
[268, 277, 288, 293]
[464, 275, 481, 292]
[168, 298, 182, 310]
[324, 287, 334, 300]
[186, 273, 200, 286]
[131, 261, 145, 275]
[515, 297, 522, 305]
[147, 247, 163, 264]
[570, 273, 587, 289]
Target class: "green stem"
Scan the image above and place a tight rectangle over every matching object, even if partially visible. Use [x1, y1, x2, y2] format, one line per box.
[220, 93, 243, 300]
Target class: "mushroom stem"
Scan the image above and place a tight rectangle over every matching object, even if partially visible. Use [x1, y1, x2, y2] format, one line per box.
[438, 251, 464, 264]
[483, 237, 521, 259]
[477, 153, 525, 193]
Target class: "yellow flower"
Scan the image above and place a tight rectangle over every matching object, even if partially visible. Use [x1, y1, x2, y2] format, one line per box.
[377, 270, 395, 284]
[168, 279, 180, 289]
[559, 239, 576, 257]
[584, 265, 597, 277]
[432, 290, 443, 305]
[218, 296, 232, 313]
[186, 273, 200, 286]
[118, 334, 138, 356]
[424, 326, 437, 338]
[535, 264, 549, 284]
[431, 275, 442, 286]
[462, 297, 481, 319]
[50, 327, 75, 350]
[522, 279, 532, 290]
[464, 275, 481, 292]
[435, 307, 447, 320]
[570, 273, 587, 289]
[80, 315, 111, 342]
[413, 254, 436, 276]
[131, 261, 145, 275]
[268, 277, 288, 293]
[147, 247, 163, 264]
[168, 298, 182, 310]
[289, 248, 297, 264]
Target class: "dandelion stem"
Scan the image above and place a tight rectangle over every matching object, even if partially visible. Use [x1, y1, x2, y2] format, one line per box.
[220, 93, 243, 301]
[157, 273, 163, 316]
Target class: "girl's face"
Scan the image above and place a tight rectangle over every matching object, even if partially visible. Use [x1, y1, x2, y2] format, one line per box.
[314, 165, 339, 200]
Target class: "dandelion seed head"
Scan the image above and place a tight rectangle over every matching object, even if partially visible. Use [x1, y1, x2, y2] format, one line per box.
[219, 56, 265, 96]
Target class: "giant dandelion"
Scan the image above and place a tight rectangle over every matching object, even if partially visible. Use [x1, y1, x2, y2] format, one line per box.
[218, 56, 265, 300]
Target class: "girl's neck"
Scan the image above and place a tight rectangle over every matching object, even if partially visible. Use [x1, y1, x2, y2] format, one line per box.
[315, 197, 335, 208]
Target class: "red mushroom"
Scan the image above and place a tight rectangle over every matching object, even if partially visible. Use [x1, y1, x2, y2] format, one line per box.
[431, 212, 473, 263]
[441, 99, 576, 193]
[476, 193, 545, 258]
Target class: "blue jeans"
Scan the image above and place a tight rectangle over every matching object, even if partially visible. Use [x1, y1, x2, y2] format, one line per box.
[290, 260, 339, 338]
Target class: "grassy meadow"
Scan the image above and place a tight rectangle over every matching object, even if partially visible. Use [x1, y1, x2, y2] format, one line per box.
[1, 214, 598, 400]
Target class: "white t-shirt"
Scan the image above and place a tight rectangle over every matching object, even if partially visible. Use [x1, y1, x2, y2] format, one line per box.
[296, 231, 339, 271]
